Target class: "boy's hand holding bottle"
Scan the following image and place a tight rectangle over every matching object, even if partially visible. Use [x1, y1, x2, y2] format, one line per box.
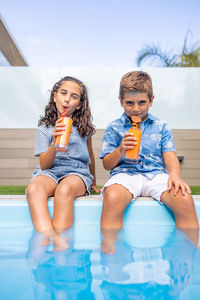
[120, 132, 137, 155]
[120, 116, 142, 162]
[125, 116, 142, 162]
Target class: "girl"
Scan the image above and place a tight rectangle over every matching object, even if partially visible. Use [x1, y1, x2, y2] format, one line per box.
[27, 76, 100, 250]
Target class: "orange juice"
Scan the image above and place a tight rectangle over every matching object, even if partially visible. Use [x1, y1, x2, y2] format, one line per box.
[55, 117, 73, 152]
[125, 127, 142, 161]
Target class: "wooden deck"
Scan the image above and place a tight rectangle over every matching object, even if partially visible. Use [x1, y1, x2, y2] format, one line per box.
[0, 129, 199, 186]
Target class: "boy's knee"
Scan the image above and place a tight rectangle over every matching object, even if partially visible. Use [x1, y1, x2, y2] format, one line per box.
[175, 191, 195, 214]
[103, 188, 121, 208]
[181, 193, 195, 210]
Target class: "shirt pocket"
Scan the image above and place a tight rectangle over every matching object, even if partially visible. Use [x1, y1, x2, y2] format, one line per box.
[141, 134, 162, 156]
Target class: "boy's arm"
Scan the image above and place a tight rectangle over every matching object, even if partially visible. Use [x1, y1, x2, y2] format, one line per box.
[103, 147, 124, 170]
[163, 151, 191, 195]
[87, 137, 101, 193]
[103, 133, 137, 170]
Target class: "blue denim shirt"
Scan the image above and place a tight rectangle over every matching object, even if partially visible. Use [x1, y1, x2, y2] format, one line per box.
[100, 112, 176, 179]
[34, 124, 91, 170]
[32, 124, 93, 190]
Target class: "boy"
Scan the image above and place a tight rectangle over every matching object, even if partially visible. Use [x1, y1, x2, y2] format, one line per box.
[100, 71, 198, 253]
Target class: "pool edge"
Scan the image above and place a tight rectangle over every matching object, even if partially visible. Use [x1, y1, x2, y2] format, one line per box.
[0, 195, 200, 227]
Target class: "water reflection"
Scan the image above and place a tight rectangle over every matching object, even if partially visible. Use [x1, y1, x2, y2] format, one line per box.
[25, 226, 200, 300]
[26, 228, 95, 299]
[100, 226, 198, 299]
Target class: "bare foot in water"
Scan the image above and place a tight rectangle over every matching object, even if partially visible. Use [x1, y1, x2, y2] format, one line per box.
[101, 237, 116, 254]
[101, 229, 119, 255]
[52, 234, 69, 252]
[41, 229, 69, 252]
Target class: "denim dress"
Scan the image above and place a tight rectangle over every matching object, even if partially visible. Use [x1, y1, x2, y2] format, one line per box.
[32, 124, 93, 192]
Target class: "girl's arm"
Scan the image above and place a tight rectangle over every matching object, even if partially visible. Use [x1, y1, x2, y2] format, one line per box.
[40, 120, 65, 170]
[163, 151, 191, 195]
[40, 141, 57, 170]
[87, 137, 101, 193]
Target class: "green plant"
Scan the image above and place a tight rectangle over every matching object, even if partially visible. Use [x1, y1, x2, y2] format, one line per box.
[136, 31, 200, 67]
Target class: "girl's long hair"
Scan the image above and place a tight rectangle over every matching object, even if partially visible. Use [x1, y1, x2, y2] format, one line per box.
[38, 76, 95, 137]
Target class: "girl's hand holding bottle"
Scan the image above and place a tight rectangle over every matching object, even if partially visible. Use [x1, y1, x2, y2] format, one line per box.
[55, 110, 73, 152]
[52, 119, 66, 143]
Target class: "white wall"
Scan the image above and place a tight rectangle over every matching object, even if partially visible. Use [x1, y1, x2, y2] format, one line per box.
[0, 67, 200, 129]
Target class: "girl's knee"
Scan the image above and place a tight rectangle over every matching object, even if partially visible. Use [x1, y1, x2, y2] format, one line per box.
[26, 180, 48, 202]
[54, 184, 75, 206]
[54, 183, 75, 201]
[26, 181, 39, 198]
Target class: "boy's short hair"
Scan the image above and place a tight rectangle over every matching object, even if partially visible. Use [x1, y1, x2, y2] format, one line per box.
[119, 71, 153, 100]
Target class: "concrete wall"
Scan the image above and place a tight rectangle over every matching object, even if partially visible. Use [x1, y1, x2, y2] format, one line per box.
[1, 67, 200, 130]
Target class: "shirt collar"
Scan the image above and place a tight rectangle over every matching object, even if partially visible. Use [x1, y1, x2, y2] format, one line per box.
[144, 113, 157, 122]
[121, 112, 131, 125]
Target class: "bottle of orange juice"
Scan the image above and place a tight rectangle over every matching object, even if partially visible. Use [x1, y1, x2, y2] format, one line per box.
[55, 110, 73, 152]
[125, 116, 142, 162]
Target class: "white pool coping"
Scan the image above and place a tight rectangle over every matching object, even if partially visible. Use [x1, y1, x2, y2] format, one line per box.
[0, 194, 200, 201]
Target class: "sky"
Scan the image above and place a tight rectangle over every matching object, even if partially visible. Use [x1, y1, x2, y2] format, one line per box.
[0, 0, 200, 67]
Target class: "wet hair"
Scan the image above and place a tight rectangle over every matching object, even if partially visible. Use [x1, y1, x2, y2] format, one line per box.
[38, 76, 95, 137]
[119, 71, 153, 100]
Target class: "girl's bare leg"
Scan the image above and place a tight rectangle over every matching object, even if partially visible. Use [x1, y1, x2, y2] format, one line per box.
[52, 175, 86, 231]
[26, 175, 56, 232]
[27, 175, 69, 251]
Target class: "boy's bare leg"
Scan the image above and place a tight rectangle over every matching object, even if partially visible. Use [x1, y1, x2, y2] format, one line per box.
[101, 184, 132, 254]
[161, 187, 199, 245]
[52, 175, 86, 231]
[101, 184, 133, 229]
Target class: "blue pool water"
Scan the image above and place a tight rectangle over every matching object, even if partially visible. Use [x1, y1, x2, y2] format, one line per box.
[0, 225, 200, 299]
[0, 198, 200, 299]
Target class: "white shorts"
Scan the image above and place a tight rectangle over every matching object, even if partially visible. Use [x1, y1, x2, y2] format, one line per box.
[101, 173, 169, 202]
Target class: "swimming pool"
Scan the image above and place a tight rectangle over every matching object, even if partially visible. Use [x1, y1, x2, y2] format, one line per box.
[0, 196, 200, 299]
